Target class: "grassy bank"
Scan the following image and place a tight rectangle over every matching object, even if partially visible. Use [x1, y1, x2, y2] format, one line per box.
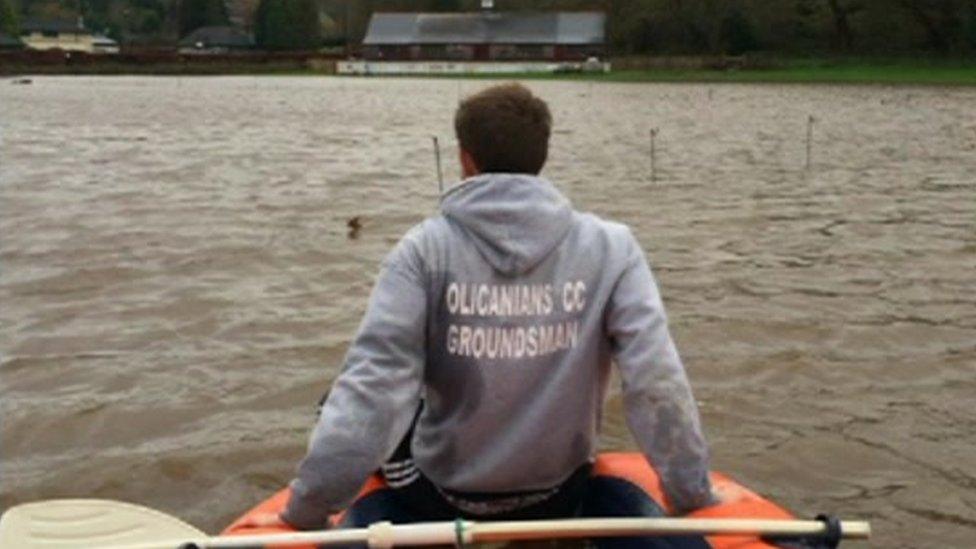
[1, 64, 312, 76]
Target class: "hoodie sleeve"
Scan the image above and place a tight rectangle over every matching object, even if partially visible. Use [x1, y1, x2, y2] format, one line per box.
[282, 233, 428, 529]
[605, 231, 714, 515]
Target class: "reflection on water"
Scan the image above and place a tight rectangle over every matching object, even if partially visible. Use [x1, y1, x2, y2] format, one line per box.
[1, 76, 974, 546]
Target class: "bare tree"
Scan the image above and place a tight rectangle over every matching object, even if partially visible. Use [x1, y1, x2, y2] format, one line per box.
[824, 0, 864, 50]
[897, 0, 964, 52]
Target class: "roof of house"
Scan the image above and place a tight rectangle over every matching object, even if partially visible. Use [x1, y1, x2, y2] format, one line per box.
[20, 18, 89, 34]
[178, 25, 253, 48]
[0, 31, 24, 48]
[91, 34, 119, 47]
[363, 11, 605, 46]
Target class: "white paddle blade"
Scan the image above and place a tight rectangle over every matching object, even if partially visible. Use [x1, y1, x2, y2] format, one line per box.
[0, 499, 206, 549]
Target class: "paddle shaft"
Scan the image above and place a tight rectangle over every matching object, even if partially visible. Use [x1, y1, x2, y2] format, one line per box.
[120, 517, 872, 548]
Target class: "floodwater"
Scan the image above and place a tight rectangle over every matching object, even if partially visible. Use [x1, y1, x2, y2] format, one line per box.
[1, 76, 974, 547]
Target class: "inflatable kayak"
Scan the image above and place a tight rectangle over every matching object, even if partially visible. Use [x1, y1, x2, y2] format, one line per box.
[224, 452, 815, 548]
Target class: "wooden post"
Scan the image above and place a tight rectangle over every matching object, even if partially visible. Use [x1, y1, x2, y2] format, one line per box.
[649, 128, 659, 182]
[432, 136, 444, 194]
[805, 115, 815, 170]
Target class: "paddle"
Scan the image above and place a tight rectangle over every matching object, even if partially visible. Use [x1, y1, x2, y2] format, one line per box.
[0, 499, 871, 548]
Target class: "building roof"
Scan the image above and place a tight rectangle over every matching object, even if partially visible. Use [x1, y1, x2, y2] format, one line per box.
[178, 25, 254, 49]
[363, 12, 605, 46]
[0, 32, 24, 48]
[21, 18, 89, 34]
[92, 34, 119, 47]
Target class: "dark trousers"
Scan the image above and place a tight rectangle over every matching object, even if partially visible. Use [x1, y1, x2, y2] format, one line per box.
[339, 473, 711, 549]
[315, 397, 710, 547]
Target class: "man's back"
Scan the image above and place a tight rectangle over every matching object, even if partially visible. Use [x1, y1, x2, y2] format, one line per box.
[281, 84, 712, 530]
[411, 172, 642, 493]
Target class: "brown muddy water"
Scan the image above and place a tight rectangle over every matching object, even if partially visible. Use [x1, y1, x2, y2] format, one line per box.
[1, 76, 974, 547]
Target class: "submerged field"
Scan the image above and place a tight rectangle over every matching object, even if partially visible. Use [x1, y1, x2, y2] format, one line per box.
[1, 77, 974, 546]
[400, 59, 976, 86]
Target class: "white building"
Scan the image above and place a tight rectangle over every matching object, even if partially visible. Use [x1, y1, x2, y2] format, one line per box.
[91, 34, 120, 54]
[21, 18, 96, 53]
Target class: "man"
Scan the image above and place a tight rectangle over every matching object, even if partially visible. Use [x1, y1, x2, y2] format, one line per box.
[259, 83, 714, 531]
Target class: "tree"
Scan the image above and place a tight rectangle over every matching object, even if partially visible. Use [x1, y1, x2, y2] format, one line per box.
[720, 5, 760, 54]
[140, 10, 162, 33]
[746, 0, 829, 54]
[966, 5, 976, 50]
[254, 0, 321, 50]
[629, 15, 659, 53]
[824, 0, 864, 51]
[428, 0, 461, 11]
[179, 0, 229, 37]
[897, 0, 965, 52]
[0, 0, 18, 36]
[669, 0, 725, 54]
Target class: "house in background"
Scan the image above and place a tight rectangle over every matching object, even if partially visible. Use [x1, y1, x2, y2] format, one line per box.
[20, 18, 96, 52]
[177, 26, 254, 54]
[91, 34, 120, 54]
[360, 11, 606, 62]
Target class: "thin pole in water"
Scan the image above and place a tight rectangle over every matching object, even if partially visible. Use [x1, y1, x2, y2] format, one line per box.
[432, 135, 444, 195]
[649, 128, 659, 182]
[805, 115, 816, 170]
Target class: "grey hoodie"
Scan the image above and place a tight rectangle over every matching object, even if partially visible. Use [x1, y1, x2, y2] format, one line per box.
[283, 173, 713, 528]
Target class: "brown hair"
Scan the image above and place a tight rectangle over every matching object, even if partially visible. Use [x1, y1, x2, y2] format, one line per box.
[454, 83, 552, 175]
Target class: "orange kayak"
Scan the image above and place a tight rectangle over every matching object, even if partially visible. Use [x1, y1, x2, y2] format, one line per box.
[224, 452, 798, 548]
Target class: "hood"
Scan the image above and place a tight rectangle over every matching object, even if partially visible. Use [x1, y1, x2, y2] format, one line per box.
[441, 173, 574, 276]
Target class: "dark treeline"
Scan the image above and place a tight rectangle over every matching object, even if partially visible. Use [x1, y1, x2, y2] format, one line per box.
[6, 0, 976, 55]
[177, 0, 228, 37]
